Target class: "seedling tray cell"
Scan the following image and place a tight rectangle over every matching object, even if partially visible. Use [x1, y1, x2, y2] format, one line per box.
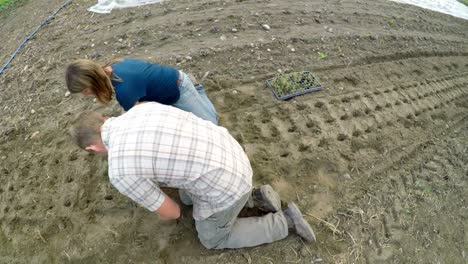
[266, 71, 323, 100]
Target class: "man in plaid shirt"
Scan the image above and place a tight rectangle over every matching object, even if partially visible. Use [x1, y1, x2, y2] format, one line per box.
[70, 102, 315, 249]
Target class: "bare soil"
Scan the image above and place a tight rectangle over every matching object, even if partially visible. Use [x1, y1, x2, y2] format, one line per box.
[0, 0, 467, 263]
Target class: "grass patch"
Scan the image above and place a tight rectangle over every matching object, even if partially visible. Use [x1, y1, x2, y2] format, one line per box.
[0, 0, 19, 11]
[458, 0, 468, 6]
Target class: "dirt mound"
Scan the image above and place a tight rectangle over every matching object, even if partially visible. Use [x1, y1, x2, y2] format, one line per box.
[0, 0, 467, 263]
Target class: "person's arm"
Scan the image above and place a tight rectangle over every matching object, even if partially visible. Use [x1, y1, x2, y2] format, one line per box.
[109, 174, 180, 220]
[155, 194, 181, 220]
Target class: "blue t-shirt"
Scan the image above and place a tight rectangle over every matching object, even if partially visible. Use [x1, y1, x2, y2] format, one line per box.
[111, 59, 180, 111]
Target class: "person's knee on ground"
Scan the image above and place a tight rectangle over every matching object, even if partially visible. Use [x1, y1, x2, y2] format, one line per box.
[198, 234, 227, 249]
[196, 220, 232, 250]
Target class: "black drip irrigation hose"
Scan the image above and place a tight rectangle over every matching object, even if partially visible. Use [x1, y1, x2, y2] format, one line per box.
[0, 0, 73, 76]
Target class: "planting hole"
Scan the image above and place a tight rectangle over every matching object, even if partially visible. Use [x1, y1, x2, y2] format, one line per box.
[337, 134, 347, 141]
[340, 114, 349, 120]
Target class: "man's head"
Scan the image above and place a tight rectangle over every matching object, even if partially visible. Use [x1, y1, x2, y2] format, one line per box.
[70, 111, 108, 155]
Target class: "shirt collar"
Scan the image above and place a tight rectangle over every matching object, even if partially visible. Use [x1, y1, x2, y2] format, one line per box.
[101, 117, 114, 150]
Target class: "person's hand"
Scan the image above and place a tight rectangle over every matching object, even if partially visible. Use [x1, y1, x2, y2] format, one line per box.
[155, 194, 181, 220]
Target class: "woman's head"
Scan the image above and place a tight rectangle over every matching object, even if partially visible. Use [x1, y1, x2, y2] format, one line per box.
[65, 59, 114, 104]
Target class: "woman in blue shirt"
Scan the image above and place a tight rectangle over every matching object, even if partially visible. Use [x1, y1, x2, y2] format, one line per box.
[65, 58, 218, 124]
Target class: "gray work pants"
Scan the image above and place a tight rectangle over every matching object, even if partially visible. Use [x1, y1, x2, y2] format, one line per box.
[179, 190, 289, 249]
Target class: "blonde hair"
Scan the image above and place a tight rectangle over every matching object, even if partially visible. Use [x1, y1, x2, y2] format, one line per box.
[65, 59, 121, 104]
[69, 111, 106, 149]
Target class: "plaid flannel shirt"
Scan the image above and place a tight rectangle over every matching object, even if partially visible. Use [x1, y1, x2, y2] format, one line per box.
[101, 102, 252, 220]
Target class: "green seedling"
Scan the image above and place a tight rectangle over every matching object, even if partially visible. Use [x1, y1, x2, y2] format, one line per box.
[269, 72, 320, 97]
[318, 52, 328, 60]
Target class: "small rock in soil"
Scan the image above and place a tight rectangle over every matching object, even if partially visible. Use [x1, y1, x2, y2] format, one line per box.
[143, 11, 151, 18]
[89, 51, 102, 59]
[262, 24, 271, 31]
[134, 39, 145, 47]
[299, 246, 309, 257]
[210, 25, 222, 33]
[312, 257, 323, 263]
[342, 173, 352, 180]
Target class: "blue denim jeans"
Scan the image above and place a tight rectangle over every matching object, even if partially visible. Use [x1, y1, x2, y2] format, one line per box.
[173, 71, 218, 125]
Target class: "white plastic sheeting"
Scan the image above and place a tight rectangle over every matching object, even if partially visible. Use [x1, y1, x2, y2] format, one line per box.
[390, 0, 468, 20]
[88, 0, 163, 14]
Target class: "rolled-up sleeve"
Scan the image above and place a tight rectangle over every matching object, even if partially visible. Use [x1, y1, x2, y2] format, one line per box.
[109, 174, 164, 212]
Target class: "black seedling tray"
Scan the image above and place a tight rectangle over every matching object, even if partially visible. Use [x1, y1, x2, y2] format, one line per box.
[266, 71, 323, 100]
